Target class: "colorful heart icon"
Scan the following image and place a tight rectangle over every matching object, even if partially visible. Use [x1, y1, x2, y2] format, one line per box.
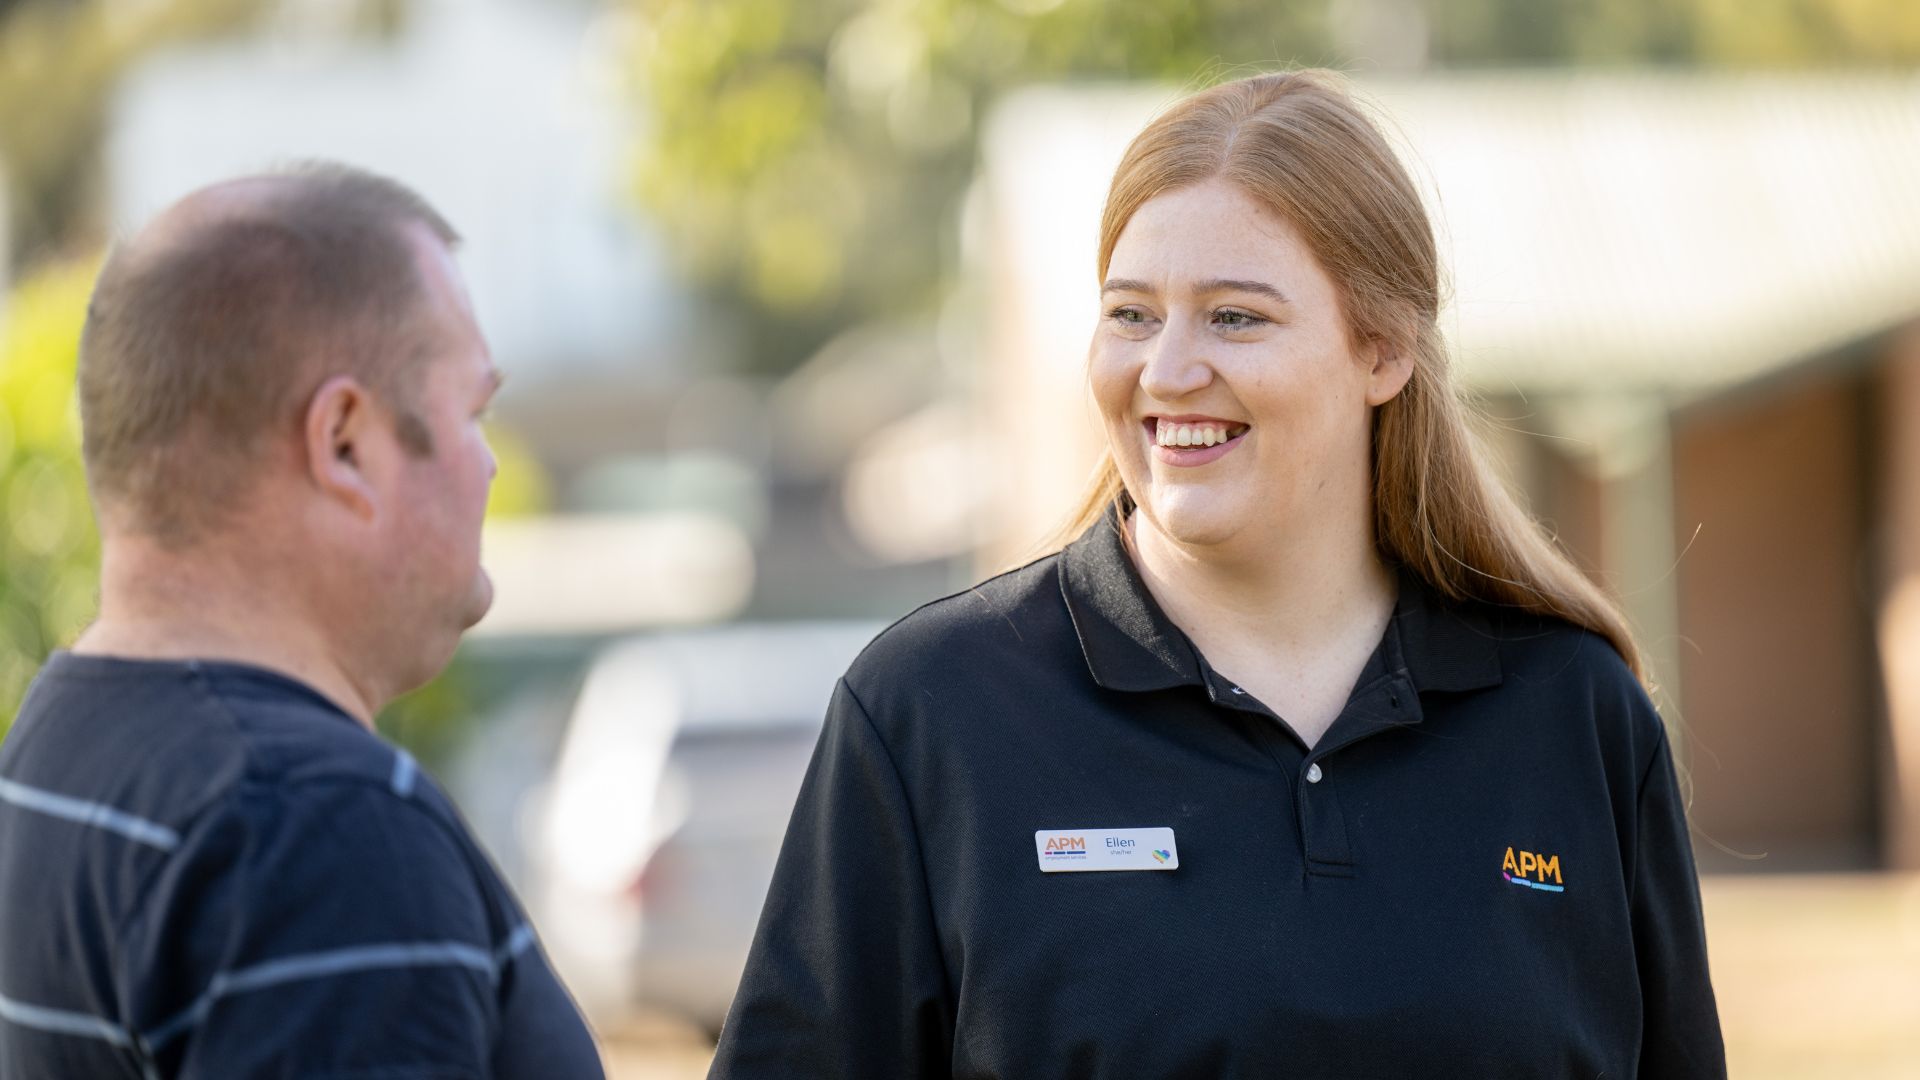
[1152, 849, 1171, 863]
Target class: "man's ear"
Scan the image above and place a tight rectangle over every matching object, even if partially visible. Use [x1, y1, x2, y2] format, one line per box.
[1363, 335, 1415, 407]
[304, 374, 381, 521]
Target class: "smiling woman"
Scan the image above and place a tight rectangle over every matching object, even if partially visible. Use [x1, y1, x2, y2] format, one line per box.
[1065, 74, 1640, 682]
[712, 69, 1726, 1080]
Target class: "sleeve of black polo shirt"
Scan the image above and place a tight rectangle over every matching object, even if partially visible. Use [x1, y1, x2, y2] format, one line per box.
[1632, 728, 1727, 1077]
[116, 779, 512, 1079]
[710, 679, 955, 1079]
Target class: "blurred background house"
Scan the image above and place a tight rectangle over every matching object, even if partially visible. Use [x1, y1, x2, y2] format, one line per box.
[4, 0, 1920, 1075]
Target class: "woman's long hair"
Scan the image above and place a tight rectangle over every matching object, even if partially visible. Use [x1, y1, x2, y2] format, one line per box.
[1051, 69, 1645, 680]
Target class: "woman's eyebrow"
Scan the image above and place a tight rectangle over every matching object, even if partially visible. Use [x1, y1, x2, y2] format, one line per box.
[1196, 278, 1291, 304]
[1098, 277, 1292, 304]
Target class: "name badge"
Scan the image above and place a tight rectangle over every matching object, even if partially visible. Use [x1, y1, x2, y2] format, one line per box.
[1035, 827, 1179, 872]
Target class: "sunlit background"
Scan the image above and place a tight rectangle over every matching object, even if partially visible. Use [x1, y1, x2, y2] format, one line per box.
[4, 0, 1920, 1075]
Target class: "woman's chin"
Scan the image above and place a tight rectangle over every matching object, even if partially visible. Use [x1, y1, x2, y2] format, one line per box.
[1136, 493, 1249, 549]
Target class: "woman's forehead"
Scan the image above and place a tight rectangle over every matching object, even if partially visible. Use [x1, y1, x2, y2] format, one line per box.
[1106, 183, 1330, 298]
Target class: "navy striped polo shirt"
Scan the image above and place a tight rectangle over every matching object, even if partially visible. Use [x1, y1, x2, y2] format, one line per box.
[0, 652, 605, 1079]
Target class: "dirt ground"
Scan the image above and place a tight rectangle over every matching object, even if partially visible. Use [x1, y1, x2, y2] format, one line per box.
[600, 1011, 714, 1080]
[1703, 873, 1920, 1078]
[601, 872, 1920, 1079]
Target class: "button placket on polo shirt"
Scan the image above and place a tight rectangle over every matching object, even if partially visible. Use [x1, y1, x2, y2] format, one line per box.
[1194, 614, 1427, 877]
[1297, 761, 1355, 877]
[1297, 671, 1421, 880]
[1200, 667, 1365, 878]
[1195, 661, 1419, 879]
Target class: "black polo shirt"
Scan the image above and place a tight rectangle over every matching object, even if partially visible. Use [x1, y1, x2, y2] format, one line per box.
[0, 653, 604, 1079]
[712, 511, 1726, 1079]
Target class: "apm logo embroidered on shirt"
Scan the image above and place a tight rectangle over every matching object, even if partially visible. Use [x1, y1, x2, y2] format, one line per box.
[1501, 846, 1566, 893]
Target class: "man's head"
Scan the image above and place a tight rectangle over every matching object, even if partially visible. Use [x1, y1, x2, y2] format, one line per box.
[79, 163, 502, 702]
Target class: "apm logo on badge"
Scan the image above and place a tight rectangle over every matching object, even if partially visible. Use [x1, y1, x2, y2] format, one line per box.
[1035, 828, 1178, 873]
[1042, 835, 1087, 859]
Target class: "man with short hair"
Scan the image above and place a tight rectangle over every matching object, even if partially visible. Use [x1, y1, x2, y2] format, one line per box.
[0, 164, 606, 1078]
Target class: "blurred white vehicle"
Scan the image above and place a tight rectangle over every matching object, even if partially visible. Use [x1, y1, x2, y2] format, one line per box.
[526, 621, 883, 1034]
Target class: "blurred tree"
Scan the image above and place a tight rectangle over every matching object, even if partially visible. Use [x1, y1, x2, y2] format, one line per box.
[1425, 0, 1920, 65]
[626, 0, 1333, 373]
[0, 0, 413, 272]
[0, 260, 97, 739]
[626, 0, 1920, 374]
[0, 259, 553, 760]
[0, 0, 271, 269]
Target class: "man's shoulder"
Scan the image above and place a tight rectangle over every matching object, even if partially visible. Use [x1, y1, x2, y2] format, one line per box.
[184, 675, 490, 903]
[206, 761, 491, 904]
[1, 654, 257, 852]
[1, 653, 461, 873]
[118, 756, 558, 1080]
[0, 655, 512, 1046]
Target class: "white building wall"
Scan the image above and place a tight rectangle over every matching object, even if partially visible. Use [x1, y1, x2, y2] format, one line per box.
[105, 0, 688, 382]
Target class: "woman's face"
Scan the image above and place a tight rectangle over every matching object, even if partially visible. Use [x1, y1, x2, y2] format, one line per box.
[1090, 179, 1406, 551]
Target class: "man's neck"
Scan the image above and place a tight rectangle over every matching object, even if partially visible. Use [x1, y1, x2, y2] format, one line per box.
[72, 539, 381, 728]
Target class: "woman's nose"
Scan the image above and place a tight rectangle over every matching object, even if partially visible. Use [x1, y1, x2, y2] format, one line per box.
[1138, 318, 1215, 400]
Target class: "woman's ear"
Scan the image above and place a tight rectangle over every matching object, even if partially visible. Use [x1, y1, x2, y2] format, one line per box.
[303, 374, 381, 521]
[1363, 336, 1415, 406]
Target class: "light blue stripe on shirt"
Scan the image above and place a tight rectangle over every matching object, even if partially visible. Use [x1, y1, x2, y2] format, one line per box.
[495, 923, 537, 966]
[0, 990, 135, 1048]
[0, 778, 181, 851]
[143, 928, 539, 1052]
[389, 749, 418, 798]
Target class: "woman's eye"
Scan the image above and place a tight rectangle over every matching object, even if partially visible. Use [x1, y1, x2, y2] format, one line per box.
[1212, 309, 1266, 329]
[1106, 306, 1151, 325]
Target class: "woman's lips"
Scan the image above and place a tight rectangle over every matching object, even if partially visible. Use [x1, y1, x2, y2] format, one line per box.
[1143, 418, 1249, 468]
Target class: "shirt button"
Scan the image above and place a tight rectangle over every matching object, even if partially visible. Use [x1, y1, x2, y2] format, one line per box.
[1306, 763, 1323, 784]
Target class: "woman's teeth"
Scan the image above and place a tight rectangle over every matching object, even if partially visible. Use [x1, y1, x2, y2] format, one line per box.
[1155, 421, 1246, 448]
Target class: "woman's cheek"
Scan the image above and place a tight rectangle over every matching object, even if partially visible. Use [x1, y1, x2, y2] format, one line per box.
[1089, 344, 1143, 419]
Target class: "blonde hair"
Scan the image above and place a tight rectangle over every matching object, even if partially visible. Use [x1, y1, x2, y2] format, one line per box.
[1051, 70, 1645, 681]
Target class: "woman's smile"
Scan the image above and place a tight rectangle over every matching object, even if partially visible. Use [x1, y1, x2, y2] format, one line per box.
[1145, 415, 1252, 467]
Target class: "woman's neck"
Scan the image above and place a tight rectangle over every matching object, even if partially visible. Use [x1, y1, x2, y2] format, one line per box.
[1127, 504, 1395, 661]
[1127, 502, 1398, 747]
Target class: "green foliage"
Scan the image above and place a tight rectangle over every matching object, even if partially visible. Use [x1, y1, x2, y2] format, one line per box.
[0, 261, 100, 740]
[628, 0, 1920, 374]
[1425, 0, 1920, 66]
[629, 0, 1333, 372]
[378, 660, 478, 772]
[0, 0, 271, 267]
[0, 0, 417, 268]
[1687, 0, 1920, 66]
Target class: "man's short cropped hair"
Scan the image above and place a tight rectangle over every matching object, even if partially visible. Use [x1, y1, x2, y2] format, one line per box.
[77, 162, 461, 543]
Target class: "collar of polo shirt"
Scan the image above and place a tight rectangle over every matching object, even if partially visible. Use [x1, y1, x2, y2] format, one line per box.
[1058, 504, 1503, 701]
